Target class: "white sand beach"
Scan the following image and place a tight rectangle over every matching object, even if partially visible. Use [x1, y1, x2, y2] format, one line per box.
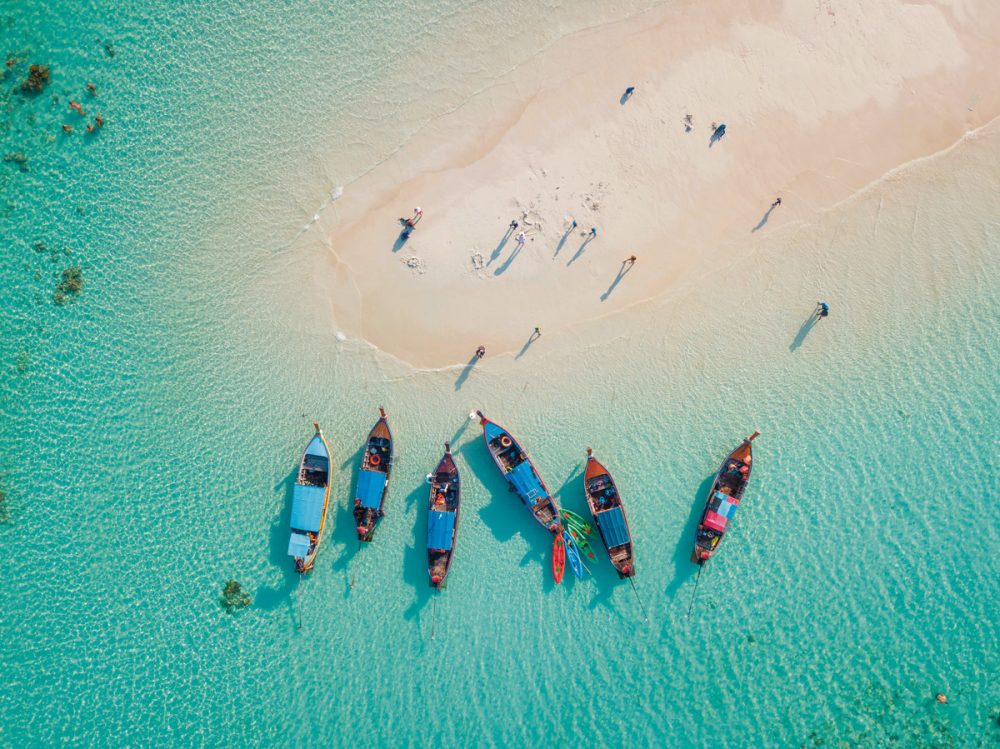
[308, 0, 1000, 367]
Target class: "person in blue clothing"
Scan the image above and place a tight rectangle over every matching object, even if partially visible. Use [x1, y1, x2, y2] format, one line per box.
[816, 301, 830, 319]
[624, 86, 635, 99]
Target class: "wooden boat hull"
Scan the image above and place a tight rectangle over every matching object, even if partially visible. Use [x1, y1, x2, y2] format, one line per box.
[427, 444, 460, 589]
[584, 450, 635, 579]
[692, 431, 759, 565]
[288, 424, 332, 574]
[477, 411, 560, 533]
[353, 407, 393, 542]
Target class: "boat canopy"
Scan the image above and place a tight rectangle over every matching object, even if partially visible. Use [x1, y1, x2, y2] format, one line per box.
[356, 469, 386, 509]
[290, 483, 326, 532]
[304, 434, 328, 458]
[508, 460, 543, 502]
[597, 506, 630, 548]
[287, 532, 311, 557]
[427, 510, 455, 551]
[704, 490, 739, 533]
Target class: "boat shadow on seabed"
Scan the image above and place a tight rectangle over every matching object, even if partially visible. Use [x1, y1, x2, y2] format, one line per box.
[330, 443, 366, 596]
[663, 471, 716, 606]
[461, 438, 558, 592]
[254, 468, 299, 619]
[403, 480, 434, 624]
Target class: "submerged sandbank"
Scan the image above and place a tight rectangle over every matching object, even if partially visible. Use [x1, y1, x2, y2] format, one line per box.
[302, 0, 1000, 368]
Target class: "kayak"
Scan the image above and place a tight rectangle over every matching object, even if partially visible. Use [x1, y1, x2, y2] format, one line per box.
[563, 530, 586, 580]
[567, 525, 598, 562]
[561, 509, 595, 536]
[552, 534, 566, 584]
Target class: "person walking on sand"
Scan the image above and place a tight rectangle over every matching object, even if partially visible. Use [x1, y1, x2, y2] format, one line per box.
[771, 197, 782, 208]
[625, 255, 636, 266]
[475, 346, 486, 359]
[624, 86, 635, 99]
[509, 220, 518, 231]
[570, 219, 577, 230]
[590, 227, 597, 238]
[516, 231, 526, 248]
[815, 301, 830, 319]
[530, 327, 541, 341]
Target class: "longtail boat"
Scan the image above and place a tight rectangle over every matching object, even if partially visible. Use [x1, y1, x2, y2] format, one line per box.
[427, 442, 460, 589]
[353, 407, 393, 542]
[476, 410, 560, 533]
[287, 422, 332, 573]
[693, 430, 760, 564]
[584, 448, 636, 579]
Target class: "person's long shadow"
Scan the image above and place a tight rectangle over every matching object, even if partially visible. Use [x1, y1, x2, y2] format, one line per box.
[567, 237, 594, 266]
[454, 354, 479, 391]
[254, 467, 299, 619]
[402, 479, 434, 624]
[709, 125, 726, 148]
[494, 244, 522, 276]
[515, 332, 540, 359]
[487, 228, 514, 266]
[601, 262, 633, 301]
[620, 91, 631, 105]
[789, 311, 819, 352]
[554, 226, 574, 257]
[392, 221, 411, 253]
[751, 205, 776, 233]
[664, 471, 715, 600]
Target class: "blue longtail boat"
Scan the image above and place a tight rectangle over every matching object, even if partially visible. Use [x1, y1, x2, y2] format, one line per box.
[287, 422, 332, 573]
[426, 442, 460, 589]
[584, 448, 635, 579]
[353, 407, 393, 542]
[477, 410, 560, 533]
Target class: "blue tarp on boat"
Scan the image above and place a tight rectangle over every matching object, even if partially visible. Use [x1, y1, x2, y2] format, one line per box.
[508, 460, 543, 502]
[290, 483, 326, 532]
[356, 469, 386, 509]
[427, 510, 455, 551]
[597, 506, 629, 548]
[304, 434, 328, 458]
[287, 532, 311, 557]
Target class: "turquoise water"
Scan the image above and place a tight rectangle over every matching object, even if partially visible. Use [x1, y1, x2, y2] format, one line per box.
[2, 2, 999, 747]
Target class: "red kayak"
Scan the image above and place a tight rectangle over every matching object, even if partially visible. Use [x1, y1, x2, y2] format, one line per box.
[552, 534, 566, 584]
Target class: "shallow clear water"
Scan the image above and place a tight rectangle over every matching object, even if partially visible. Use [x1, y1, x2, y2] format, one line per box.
[2, 2, 999, 747]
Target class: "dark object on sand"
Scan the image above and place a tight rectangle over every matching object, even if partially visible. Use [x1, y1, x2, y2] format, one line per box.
[221, 580, 252, 611]
[816, 301, 829, 318]
[21, 64, 50, 93]
[53, 265, 84, 305]
[4, 152, 29, 172]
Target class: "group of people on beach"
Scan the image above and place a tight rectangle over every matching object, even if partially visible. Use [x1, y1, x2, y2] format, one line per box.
[392, 84, 830, 362]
